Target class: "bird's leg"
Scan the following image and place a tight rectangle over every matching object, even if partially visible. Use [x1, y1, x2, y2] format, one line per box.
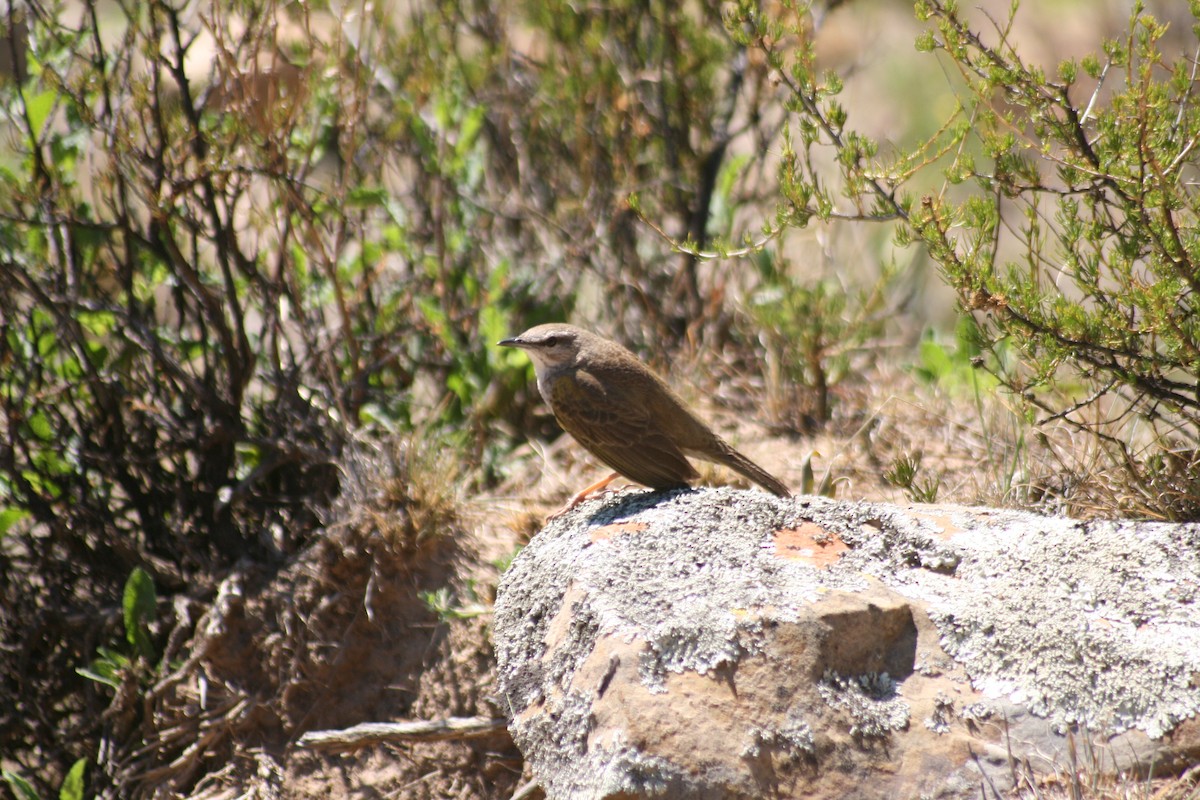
[547, 472, 621, 520]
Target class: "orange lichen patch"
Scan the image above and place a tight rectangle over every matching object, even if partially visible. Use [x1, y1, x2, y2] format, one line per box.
[543, 582, 587, 650]
[906, 507, 969, 540]
[916, 515, 957, 540]
[771, 523, 849, 567]
[590, 521, 649, 542]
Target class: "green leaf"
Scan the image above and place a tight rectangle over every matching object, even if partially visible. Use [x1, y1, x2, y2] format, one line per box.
[2, 769, 40, 800]
[76, 647, 128, 689]
[35, 326, 57, 358]
[916, 335, 954, 383]
[0, 507, 30, 536]
[480, 305, 509, 360]
[455, 105, 486, 157]
[59, 759, 86, 800]
[84, 340, 109, 369]
[446, 372, 469, 403]
[346, 186, 389, 207]
[417, 297, 454, 349]
[20, 468, 62, 499]
[716, 154, 750, 203]
[75, 666, 119, 689]
[25, 90, 57, 139]
[123, 567, 157, 661]
[77, 310, 115, 336]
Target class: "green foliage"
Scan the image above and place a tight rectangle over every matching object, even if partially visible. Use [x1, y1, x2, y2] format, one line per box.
[0, 506, 29, 536]
[75, 646, 132, 691]
[76, 568, 159, 692]
[0, 759, 85, 800]
[906, 0, 1200, 516]
[2, 770, 39, 800]
[746, 250, 890, 428]
[912, 317, 999, 395]
[796, 450, 835, 498]
[912, 321, 1034, 507]
[58, 760, 86, 800]
[122, 568, 157, 662]
[419, 582, 489, 622]
[884, 454, 942, 504]
[2, 0, 768, 790]
[725, 0, 1200, 517]
[491, 548, 521, 575]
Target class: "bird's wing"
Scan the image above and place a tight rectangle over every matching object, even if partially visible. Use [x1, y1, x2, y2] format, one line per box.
[549, 368, 698, 488]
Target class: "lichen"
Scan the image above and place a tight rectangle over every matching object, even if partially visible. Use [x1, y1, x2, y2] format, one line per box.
[817, 670, 910, 739]
[741, 717, 815, 758]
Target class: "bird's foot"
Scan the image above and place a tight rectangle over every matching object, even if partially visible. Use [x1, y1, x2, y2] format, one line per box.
[546, 472, 621, 521]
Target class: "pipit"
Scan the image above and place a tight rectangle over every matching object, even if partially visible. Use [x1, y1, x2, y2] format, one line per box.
[500, 323, 790, 510]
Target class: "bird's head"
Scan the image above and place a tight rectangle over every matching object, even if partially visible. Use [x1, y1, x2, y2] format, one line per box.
[498, 324, 587, 373]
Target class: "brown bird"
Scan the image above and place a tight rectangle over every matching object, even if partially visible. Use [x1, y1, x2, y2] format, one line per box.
[499, 323, 790, 509]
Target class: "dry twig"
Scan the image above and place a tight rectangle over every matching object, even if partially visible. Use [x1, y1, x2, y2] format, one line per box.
[297, 716, 508, 750]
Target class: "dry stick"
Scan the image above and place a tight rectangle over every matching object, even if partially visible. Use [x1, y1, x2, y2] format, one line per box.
[509, 780, 541, 800]
[297, 716, 508, 750]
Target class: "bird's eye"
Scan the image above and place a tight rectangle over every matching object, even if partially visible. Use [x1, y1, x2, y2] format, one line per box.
[543, 336, 559, 347]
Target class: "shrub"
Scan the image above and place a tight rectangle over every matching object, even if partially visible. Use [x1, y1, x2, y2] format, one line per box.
[727, 0, 1200, 518]
[0, 0, 770, 793]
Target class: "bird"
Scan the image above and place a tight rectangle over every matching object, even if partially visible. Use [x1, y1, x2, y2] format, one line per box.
[499, 323, 790, 511]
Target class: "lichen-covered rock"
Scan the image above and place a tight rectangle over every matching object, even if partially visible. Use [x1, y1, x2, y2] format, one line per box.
[492, 488, 1200, 799]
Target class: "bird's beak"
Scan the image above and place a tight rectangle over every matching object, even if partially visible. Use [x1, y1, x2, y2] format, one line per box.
[498, 336, 524, 348]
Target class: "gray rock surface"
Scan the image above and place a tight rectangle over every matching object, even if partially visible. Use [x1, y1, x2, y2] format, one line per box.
[492, 488, 1200, 799]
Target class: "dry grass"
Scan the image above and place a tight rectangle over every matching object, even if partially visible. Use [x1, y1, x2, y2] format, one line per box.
[335, 429, 466, 552]
[994, 726, 1200, 800]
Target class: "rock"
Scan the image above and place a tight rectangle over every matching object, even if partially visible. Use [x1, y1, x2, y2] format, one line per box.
[492, 488, 1200, 799]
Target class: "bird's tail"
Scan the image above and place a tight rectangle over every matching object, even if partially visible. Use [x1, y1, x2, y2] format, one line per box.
[719, 444, 791, 498]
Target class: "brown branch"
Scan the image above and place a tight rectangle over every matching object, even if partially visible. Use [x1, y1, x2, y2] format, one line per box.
[754, 37, 906, 223]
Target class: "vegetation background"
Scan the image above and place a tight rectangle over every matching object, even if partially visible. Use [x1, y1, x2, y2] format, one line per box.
[1, 0, 1198, 797]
